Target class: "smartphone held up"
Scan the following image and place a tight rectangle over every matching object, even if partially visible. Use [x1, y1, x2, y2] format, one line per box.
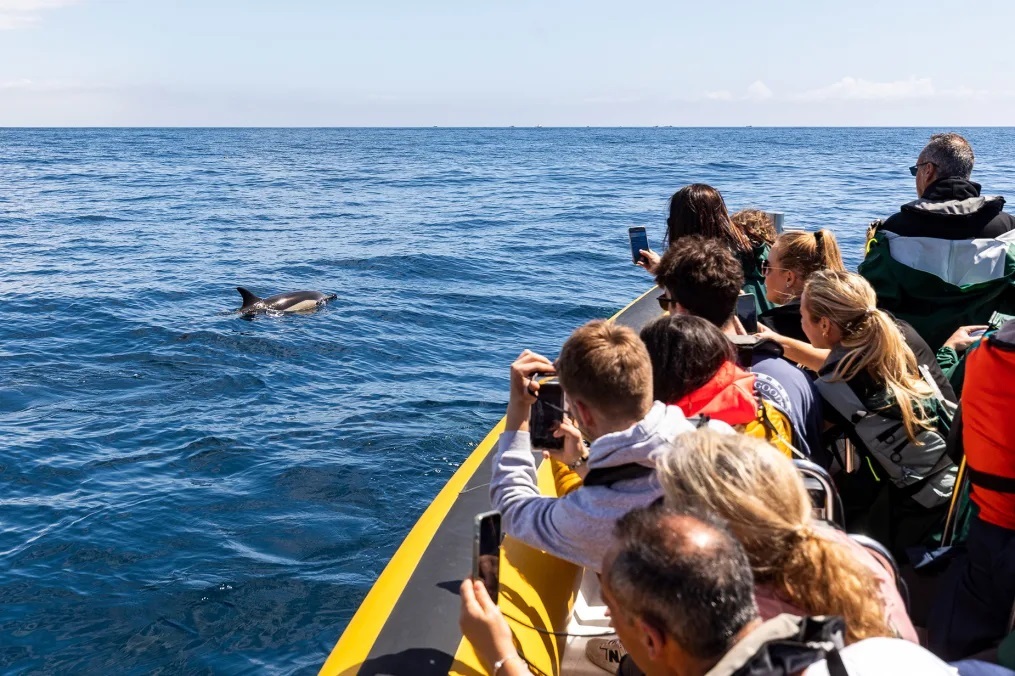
[628, 227, 650, 265]
[472, 511, 502, 603]
[529, 376, 564, 450]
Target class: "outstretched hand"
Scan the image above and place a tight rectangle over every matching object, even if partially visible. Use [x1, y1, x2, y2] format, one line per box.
[459, 578, 518, 673]
[943, 325, 989, 353]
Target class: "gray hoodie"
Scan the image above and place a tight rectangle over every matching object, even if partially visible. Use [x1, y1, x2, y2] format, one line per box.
[490, 401, 732, 572]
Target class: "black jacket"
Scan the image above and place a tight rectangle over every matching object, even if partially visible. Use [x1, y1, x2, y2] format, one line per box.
[880, 177, 1015, 239]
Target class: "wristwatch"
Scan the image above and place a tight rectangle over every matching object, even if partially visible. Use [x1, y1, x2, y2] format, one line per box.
[568, 454, 588, 470]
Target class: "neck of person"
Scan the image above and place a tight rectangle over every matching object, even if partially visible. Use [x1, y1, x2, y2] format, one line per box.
[678, 617, 765, 676]
[583, 405, 651, 441]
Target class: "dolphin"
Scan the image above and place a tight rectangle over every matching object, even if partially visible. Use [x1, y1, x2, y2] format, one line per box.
[236, 287, 336, 315]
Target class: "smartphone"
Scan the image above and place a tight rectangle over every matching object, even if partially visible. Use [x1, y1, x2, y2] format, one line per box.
[628, 227, 650, 264]
[529, 377, 564, 450]
[969, 328, 987, 338]
[736, 293, 759, 334]
[473, 511, 502, 603]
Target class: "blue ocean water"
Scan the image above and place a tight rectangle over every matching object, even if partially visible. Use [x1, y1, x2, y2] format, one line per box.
[3, 127, 1015, 674]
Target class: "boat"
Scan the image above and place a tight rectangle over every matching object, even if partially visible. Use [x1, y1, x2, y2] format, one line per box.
[320, 286, 664, 675]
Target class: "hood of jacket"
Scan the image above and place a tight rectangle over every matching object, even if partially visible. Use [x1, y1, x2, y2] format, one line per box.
[585, 401, 710, 471]
[672, 362, 758, 426]
[902, 177, 1005, 220]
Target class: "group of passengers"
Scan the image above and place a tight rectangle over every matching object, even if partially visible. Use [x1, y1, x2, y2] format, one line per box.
[461, 133, 1015, 675]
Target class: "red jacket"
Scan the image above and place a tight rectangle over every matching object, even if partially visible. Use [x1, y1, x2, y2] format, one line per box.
[672, 361, 757, 426]
[962, 327, 1015, 532]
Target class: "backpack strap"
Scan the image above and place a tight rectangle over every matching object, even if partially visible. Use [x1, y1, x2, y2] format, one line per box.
[582, 463, 654, 488]
[824, 648, 850, 676]
[966, 466, 1015, 493]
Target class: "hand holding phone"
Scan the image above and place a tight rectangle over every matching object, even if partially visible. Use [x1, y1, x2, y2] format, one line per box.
[472, 511, 502, 603]
[529, 377, 564, 449]
[628, 227, 650, 265]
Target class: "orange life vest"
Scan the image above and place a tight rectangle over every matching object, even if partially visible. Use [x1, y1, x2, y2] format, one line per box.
[961, 326, 1015, 531]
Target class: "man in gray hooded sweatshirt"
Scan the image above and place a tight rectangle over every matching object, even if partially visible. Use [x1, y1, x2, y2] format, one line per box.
[490, 319, 731, 572]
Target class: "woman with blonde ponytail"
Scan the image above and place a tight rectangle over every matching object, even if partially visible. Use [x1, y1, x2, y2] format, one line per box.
[757, 230, 957, 403]
[655, 429, 918, 645]
[802, 270, 957, 554]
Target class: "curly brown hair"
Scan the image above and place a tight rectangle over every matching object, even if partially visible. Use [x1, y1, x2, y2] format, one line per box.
[731, 209, 777, 247]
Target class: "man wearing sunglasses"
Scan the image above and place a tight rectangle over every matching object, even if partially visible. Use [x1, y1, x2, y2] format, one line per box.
[859, 133, 1015, 350]
[489, 320, 732, 576]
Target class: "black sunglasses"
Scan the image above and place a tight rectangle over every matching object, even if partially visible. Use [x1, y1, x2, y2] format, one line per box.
[910, 161, 936, 177]
[657, 295, 679, 311]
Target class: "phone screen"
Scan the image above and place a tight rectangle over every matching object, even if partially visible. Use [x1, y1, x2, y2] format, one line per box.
[628, 227, 649, 264]
[473, 511, 501, 603]
[529, 379, 564, 449]
[736, 293, 758, 334]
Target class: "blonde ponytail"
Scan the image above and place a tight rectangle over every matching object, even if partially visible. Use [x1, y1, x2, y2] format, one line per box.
[655, 430, 893, 644]
[774, 229, 846, 282]
[803, 271, 934, 442]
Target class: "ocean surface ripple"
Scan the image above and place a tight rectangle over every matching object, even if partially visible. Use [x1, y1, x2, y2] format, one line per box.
[3, 127, 1015, 674]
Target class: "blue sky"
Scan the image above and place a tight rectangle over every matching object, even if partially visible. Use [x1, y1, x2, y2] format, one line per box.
[2, 0, 1014, 126]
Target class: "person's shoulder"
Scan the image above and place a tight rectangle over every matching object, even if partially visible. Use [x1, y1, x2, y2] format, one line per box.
[804, 637, 957, 675]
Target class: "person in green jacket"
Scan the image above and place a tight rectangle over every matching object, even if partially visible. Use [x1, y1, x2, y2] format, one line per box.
[858, 133, 1015, 350]
[638, 184, 773, 314]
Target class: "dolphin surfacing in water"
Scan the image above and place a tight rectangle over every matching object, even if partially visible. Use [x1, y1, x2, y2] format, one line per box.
[236, 287, 337, 315]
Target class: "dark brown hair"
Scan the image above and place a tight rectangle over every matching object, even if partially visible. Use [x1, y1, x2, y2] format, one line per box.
[654, 236, 743, 327]
[666, 184, 751, 255]
[639, 315, 734, 404]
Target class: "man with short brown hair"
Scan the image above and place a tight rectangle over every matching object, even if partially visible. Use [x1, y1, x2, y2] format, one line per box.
[490, 320, 730, 572]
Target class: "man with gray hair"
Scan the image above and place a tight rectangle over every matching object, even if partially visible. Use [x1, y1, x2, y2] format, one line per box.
[860, 133, 1015, 349]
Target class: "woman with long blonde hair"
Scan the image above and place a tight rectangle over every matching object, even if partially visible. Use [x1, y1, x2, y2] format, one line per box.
[655, 429, 918, 645]
[801, 270, 956, 553]
[756, 231, 957, 403]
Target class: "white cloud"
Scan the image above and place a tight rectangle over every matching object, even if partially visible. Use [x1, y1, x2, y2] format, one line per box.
[794, 76, 935, 101]
[0, 0, 78, 30]
[703, 90, 733, 101]
[745, 80, 773, 101]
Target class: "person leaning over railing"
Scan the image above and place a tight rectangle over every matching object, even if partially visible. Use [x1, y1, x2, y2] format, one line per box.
[638, 183, 772, 314]
[799, 271, 957, 558]
[928, 320, 1015, 662]
[654, 428, 917, 646]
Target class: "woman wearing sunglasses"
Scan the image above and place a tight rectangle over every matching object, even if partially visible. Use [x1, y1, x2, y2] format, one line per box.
[757, 230, 957, 403]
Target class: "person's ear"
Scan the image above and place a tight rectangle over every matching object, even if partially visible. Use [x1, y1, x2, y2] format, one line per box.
[819, 316, 832, 338]
[638, 618, 666, 660]
[674, 302, 688, 316]
[574, 399, 595, 431]
[784, 269, 797, 290]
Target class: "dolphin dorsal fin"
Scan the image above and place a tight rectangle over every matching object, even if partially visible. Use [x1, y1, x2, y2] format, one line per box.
[237, 287, 262, 309]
